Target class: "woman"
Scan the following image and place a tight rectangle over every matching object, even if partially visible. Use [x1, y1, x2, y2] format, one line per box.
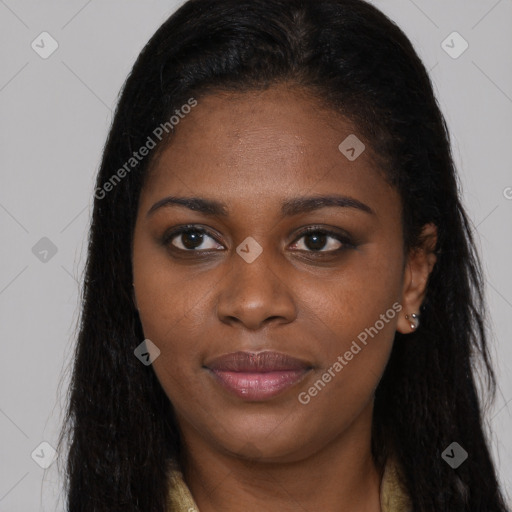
[58, 0, 510, 510]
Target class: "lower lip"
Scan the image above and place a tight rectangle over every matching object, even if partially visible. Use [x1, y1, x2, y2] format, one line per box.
[208, 369, 311, 401]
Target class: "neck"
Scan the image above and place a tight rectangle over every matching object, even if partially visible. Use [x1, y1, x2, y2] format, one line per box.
[179, 403, 382, 512]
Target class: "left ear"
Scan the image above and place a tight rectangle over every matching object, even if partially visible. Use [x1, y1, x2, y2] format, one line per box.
[397, 223, 438, 334]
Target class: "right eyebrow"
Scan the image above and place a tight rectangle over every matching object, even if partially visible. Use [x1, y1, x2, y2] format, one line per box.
[147, 196, 229, 218]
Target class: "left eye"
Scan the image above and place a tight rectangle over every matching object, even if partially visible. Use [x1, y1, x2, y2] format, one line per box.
[289, 230, 345, 252]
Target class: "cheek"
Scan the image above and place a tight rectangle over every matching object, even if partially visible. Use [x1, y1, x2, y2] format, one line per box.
[299, 293, 397, 404]
[132, 235, 208, 389]
[304, 243, 403, 344]
[295, 244, 403, 403]
[134, 270, 211, 409]
[132, 227, 214, 342]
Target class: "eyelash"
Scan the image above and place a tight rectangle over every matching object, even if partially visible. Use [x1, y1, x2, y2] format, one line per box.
[161, 224, 356, 255]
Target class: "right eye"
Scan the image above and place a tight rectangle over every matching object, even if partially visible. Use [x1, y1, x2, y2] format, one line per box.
[164, 226, 225, 252]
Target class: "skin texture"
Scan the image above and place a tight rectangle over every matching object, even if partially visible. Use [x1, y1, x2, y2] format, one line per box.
[132, 83, 437, 512]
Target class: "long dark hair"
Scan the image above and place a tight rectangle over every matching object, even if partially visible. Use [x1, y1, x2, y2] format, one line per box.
[58, 0, 509, 510]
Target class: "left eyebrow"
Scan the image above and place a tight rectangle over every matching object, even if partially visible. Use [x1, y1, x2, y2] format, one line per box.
[280, 194, 375, 216]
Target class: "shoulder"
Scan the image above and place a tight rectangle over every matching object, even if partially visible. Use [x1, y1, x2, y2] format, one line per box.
[380, 455, 413, 512]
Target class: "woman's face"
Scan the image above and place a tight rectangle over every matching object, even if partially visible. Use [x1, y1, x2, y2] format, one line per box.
[132, 84, 418, 462]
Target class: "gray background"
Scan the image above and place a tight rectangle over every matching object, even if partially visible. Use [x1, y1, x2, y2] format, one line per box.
[0, 0, 511, 509]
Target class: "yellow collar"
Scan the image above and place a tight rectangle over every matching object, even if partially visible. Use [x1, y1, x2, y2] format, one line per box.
[166, 457, 411, 511]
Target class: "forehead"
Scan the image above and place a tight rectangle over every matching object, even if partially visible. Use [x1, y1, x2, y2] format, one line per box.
[141, 84, 395, 214]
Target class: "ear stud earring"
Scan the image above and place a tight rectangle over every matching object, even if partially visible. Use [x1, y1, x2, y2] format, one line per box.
[405, 312, 420, 331]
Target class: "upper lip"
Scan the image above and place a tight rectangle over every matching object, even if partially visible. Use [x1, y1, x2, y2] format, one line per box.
[205, 351, 312, 372]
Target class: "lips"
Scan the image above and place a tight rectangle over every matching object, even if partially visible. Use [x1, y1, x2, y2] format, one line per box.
[206, 351, 311, 372]
[204, 351, 312, 401]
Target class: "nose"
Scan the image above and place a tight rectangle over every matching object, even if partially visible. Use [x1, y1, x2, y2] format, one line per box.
[215, 248, 297, 331]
